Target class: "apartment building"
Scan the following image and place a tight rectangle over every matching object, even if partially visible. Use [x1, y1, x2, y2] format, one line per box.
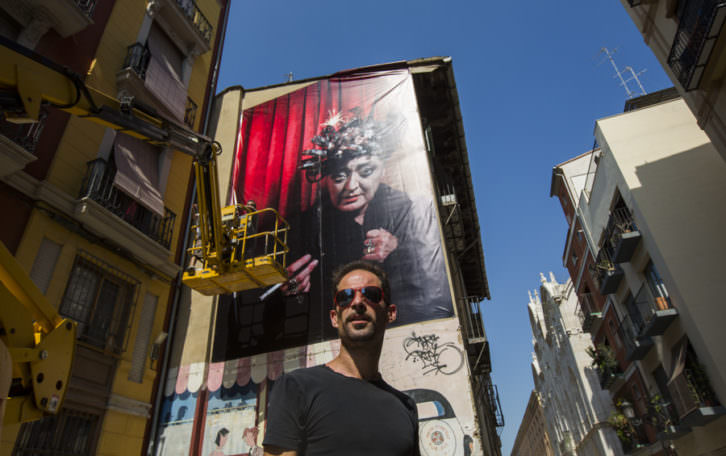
[550, 89, 726, 455]
[512, 390, 556, 456]
[0, 1, 228, 454]
[150, 58, 503, 456]
[524, 273, 623, 456]
[620, 0, 726, 163]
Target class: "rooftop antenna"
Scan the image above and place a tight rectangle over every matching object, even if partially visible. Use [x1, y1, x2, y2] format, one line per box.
[598, 47, 647, 98]
[286, 72, 293, 83]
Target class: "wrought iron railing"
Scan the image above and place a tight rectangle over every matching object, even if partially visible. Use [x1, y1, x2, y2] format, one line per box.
[486, 382, 505, 427]
[668, 363, 720, 420]
[668, 0, 726, 91]
[79, 158, 176, 249]
[616, 314, 646, 360]
[175, 0, 213, 44]
[75, 0, 97, 17]
[574, 292, 600, 331]
[605, 207, 637, 245]
[184, 97, 198, 128]
[460, 296, 486, 343]
[632, 283, 672, 331]
[123, 43, 151, 79]
[0, 111, 47, 154]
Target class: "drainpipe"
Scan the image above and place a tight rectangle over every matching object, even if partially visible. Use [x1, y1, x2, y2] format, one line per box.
[146, 1, 231, 454]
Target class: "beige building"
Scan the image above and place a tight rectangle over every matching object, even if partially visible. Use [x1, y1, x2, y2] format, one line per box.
[512, 390, 555, 456]
[551, 89, 726, 455]
[620, 0, 726, 163]
[525, 273, 623, 456]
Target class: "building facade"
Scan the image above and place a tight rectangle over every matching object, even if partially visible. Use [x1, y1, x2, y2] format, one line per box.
[525, 273, 623, 456]
[0, 0, 228, 454]
[619, 0, 726, 163]
[511, 390, 556, 456]
[550, 90, 726, 455]
[149, 58, 503, 456]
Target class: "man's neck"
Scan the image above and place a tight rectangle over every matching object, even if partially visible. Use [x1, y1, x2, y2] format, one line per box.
[326, 342, 382, 381]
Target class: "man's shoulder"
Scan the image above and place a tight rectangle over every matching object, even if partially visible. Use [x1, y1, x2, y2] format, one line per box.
[277, 365, 331, 384]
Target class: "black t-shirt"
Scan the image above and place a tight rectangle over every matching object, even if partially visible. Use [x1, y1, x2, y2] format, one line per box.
[263, 365, 420, 455]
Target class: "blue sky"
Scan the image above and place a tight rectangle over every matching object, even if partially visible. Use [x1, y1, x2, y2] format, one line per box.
[216, 2, 673, 453]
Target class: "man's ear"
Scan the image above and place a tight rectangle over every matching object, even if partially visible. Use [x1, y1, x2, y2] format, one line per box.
[329, 308, 340, 328]
[386, 304, 397, 323]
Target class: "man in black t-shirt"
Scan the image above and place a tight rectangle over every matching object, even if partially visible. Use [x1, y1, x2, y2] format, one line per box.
[263, 260, 420, 456]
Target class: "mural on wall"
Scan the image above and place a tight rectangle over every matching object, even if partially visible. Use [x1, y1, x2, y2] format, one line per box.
[157, 319, 480, 455]
[215, 68, 453, 360]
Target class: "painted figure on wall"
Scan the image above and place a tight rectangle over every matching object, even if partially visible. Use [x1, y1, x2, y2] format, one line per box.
[209, 427, 230, 456]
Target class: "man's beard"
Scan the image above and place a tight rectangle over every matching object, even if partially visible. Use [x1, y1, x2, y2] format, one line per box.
[340, 316, 379, 346]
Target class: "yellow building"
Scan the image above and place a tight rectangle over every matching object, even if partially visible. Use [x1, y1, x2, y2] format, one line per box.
[0, 0, 228, 454]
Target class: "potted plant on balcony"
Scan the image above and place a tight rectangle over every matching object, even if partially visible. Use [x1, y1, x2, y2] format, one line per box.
[586, 344, 619, 387]
[609, 400, 643, 452]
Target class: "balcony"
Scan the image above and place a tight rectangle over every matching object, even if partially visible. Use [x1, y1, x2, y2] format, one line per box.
[575, 292, 602, 333]
[667, 362, 726, 428]
[617, 314, 654, 362]
[631, 283, 678, 337]
[604, 207, 641, 264]
[117, 43, 186, 122]
[8, 0, 96, 41]
[600, 367, 625, 391]
[593, 248, 624, 295]
[486, 382, 505, 427]
[79, 159, 175, 249]
[184, 97, 198, 129]
[0, 112, 45, 177]
[151, 0, 213, 56]
[460, 297, 490, 375]
[667, 0, 726, 91]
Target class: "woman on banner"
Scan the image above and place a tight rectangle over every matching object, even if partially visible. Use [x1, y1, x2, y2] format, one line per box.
[284, 109, 452, 326]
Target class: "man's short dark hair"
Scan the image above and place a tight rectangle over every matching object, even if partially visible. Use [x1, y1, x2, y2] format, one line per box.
[331, 260, 391, 306]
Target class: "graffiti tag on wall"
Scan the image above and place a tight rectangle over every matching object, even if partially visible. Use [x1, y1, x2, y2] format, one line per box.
[403, 332, 464, 375]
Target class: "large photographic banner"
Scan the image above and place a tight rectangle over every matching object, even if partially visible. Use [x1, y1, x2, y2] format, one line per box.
[220, 69, 453, 357]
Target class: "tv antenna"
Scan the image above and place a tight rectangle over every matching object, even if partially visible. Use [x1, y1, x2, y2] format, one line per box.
[598, 47, 647, 99]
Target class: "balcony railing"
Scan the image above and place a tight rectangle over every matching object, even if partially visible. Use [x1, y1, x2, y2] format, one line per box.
[574, 292, 602, 333]
[616, 314, 653, 362]
[0, 111, 47, 154]
[184, 97, 198, 128]
[79, 159, 175, 249]
[667, 363, 723, 427]
[604, 207, 641, 263]
[174, 0, 213, 45]
[631, 283, 678, 337]
[486, 382, 505, 427]
[123, 43, 151, 79]
[667, 0, 726, 91]
[592, 248, 624, 295]
[75, 0, 97, 17]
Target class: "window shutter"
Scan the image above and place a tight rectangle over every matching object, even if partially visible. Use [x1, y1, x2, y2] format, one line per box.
[30, 237, 62, 293]
[128, 293, 158, 383]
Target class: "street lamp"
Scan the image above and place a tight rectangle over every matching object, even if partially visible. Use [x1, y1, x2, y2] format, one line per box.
[620, 400, 642, 426]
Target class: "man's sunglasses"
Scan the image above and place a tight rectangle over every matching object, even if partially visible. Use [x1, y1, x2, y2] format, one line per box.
[334, 286, 385, 308]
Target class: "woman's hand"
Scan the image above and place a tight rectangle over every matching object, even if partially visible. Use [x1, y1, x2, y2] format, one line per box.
[282, 254, 319, 295]
[361, 228, 398, 262]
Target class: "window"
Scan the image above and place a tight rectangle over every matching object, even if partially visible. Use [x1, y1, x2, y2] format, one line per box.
[645, 261, 671, 310]
[59, 254, 138, 354]
[13, 409, 99, 456]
